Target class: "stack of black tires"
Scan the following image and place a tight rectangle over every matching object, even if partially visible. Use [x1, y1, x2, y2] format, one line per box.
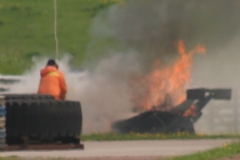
[3, 94, 82, 145]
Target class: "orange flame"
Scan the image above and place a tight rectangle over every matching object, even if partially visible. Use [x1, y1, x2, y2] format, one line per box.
[182, 105, 197, 117]
[130, 40, 206, 112]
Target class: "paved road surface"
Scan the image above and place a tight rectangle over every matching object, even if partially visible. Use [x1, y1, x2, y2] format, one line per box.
[0, 139, 236, 159]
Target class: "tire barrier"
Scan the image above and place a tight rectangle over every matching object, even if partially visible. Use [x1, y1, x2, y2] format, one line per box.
[0, 94, 82, 145]
[4, 94, 55, 101]
[0, 96, 6, 148]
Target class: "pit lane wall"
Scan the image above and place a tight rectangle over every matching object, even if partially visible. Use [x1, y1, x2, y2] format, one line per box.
[0, 75, 25, 93]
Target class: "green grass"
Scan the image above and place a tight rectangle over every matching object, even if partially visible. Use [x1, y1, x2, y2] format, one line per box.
[0, 1, 239, 160]
[167, 142, 240, 160]
[81, 133, 240, 160]
[0, 157, 67, 160]
[0, 0, 117, 74]
[0, 135, 239, 160]
[0, 156, 23, 160]
[1, 142, 240, 160]
[81, 132, 240, 141]
[0, 134, 239, 160]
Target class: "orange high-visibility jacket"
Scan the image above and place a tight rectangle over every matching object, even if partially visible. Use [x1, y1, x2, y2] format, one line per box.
[37, 66, 67, 100]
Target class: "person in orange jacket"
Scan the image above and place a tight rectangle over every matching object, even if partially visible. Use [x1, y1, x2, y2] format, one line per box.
[37, 59, 67, 100]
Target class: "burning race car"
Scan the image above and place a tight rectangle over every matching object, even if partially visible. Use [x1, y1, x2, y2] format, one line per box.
[112, 88, 231, 134]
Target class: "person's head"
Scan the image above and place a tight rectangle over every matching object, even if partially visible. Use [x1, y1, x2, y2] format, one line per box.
[46, 59, 58, 69]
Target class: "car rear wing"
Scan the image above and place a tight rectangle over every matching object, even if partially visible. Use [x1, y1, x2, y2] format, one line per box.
[170, 88, 232, 122]
[187, 88, 231, 100]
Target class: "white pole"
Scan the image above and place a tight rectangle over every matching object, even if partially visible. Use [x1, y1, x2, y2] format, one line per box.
[54, 0, 59, 60]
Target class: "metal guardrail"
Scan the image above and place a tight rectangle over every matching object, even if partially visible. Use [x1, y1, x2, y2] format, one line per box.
[0, 96, 6, 148]
[0, 75, 24, 93]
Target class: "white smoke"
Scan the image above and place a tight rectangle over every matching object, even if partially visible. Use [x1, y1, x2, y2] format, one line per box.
[191, 36, 240, 135]
[8, 0, 240, 135]
[9, 52, 140, 135]
[87, 0, 240, 135]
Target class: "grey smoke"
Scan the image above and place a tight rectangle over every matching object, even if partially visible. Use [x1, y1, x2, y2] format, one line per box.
[85, 0, 240, 134]
[86, 0, 240, 71]
[9, 53, 140, 135]
[9, 0, 240, 134]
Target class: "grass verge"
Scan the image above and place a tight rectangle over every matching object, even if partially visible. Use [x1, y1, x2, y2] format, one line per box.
[0, 133, 239, 160]
[167, 142, 240, 160]
[81, 132, 240, 141]
[0, 0, 117, 74]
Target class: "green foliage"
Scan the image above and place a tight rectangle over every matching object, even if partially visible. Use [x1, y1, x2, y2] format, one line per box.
[168, 142, 240, 160]
[0, 156, 23, 160]
[0, 0, 118, 74]
[81, 132, 240, 141]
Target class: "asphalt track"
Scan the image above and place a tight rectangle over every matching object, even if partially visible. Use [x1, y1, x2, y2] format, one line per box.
[0, 139, 236, 159]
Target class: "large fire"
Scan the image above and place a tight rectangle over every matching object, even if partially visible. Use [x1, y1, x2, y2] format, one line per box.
[130, 40, 206, 112]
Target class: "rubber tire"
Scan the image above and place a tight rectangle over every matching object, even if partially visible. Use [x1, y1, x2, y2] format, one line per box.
[4, 95, 82, 145]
